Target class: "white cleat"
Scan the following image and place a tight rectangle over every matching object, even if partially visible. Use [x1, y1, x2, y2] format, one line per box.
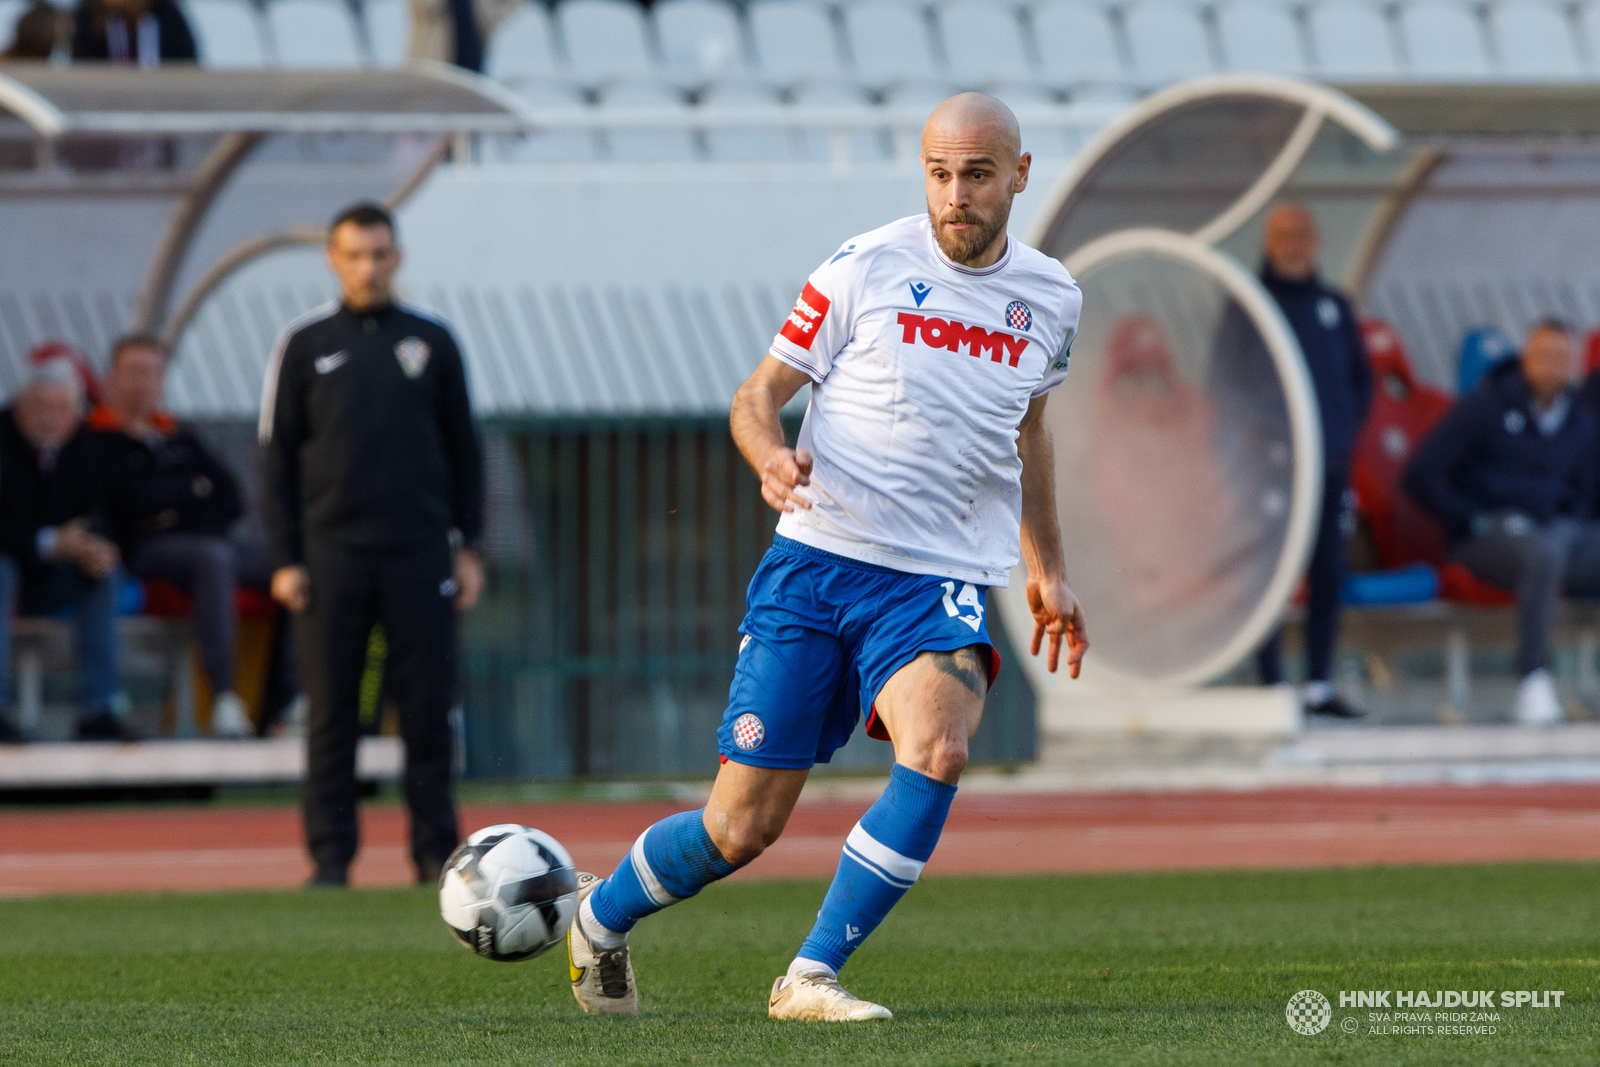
[768, 972, 893, 1021]
[567, 872, 638, 1015]
[211, 692, 252, 738]
[1513, 668, 1565, 726]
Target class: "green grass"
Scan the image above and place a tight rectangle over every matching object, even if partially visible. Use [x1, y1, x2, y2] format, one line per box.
[1, 863, 1597, 1065]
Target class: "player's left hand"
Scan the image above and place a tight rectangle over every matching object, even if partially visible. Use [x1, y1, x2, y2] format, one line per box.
[1026, 574, 1088, 678]
[454, 548, 485, 611]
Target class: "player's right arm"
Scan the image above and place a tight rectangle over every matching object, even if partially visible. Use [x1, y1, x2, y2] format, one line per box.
[731, 356, 814, 513]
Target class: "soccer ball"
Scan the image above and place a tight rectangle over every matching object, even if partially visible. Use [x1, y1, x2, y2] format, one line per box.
[439, 824, 579, 962]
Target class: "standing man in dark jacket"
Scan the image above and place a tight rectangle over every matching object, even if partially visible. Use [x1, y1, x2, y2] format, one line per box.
[0, 359, 132, 742]
[1254, 203, 1374, 718]
[261, 202, 484, 887]
[72, 0, 196, 64]
[92, 334, 279, 738]
[1405, 320, 1599, 724]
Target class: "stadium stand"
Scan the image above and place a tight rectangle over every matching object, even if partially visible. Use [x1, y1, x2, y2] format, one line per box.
[599, 76, 698, 161]
[559, 0, 659, 84]
[1306, 0, 1402, 80]
[656, 0, 749, 82]
[843, 0, 945, 86]
[265, 0, 365, 68]
[747, 0, 848, 83]
[1457, 324, 1517, 394]
[1216, 0, 1311, 76]
[1121, 0, 1218, 86]
[1030, 1, 1131, 90]
[497, 78, 601, 161]
[1491, 0, 1584, 79]
[484, 1, 561, 86]
[0, 0, 26, 53]
[1397, 0, 1494, 80]
[937, 0, 1035, 85]
[790, 77, 887, 161]
[699, 78, 791, 161]
[362, 0, 410, 67]
[182, 0, 272, 68]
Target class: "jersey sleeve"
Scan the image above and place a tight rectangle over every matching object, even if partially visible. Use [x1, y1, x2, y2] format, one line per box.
[767, 244, 861, 382]
[1031, 279, 1083, 398]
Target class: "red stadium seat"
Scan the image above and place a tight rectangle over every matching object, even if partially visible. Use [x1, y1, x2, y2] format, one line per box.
[1585, 326, 1600, 375]
[1350, 320, 1514, 606]
[139, 578, 278, 620]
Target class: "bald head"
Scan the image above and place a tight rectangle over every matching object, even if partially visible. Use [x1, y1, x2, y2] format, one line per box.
[921, 93, 1030, 268]
[1262, 201, 1319, 282]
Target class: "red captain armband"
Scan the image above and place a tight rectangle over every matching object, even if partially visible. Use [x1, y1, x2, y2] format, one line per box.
[779, 282, 831, 351]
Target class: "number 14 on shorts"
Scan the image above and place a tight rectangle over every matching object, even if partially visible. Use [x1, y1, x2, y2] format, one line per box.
[940, 581, 984, 632]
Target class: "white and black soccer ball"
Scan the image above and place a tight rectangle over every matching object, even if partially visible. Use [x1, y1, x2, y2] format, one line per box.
[439, 824, 578, 962]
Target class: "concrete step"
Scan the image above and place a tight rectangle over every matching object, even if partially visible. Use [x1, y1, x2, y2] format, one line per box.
[0, 737, 403, 788]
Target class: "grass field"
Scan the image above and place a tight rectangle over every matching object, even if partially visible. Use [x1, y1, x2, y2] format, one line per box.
[1, 863, 1596, 1065]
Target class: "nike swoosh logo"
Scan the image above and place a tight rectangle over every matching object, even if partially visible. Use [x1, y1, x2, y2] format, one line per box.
[314, 351, 349, 374]
[567, 932, 585, 985]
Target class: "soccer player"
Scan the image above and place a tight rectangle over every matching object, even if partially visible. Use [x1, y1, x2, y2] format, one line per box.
[566, 93, 1088, 1021]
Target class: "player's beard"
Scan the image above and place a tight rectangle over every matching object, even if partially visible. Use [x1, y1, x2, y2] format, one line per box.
[931, 205, 1007, 265]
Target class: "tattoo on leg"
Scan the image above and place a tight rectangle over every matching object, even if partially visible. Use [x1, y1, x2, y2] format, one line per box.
[929, 646, 988, 699]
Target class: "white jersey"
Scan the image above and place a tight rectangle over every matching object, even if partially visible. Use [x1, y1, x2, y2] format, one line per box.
[768, 214, 1082, 587]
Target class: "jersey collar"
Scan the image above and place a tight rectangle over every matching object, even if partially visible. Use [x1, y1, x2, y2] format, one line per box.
[927, 225, 1013, 277]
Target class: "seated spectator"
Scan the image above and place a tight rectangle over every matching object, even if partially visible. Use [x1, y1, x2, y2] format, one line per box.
[71, 0, 195, 65]
[3, 1, 65, 58]
[1404, 319, 1600, 725]
[0, 359, 130, 743]
[91, 335, 272, 738]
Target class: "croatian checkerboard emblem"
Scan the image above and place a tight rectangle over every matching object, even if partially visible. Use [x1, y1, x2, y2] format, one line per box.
[732, 713, 764, 750]
[395, 337, 431, 379]
[1006, 300, 1032, 332]
[1286, 990, 1332, 1035]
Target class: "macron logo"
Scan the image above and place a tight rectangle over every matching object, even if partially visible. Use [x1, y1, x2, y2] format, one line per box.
[896, 313, 1029, 367]
[314, 351, 349, 375]
[780, 282, 831, 351]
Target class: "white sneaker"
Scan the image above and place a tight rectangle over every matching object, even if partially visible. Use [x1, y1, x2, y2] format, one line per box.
[768, 972, 893, 1021]
[1513, 669, 1565, 726]
[567, 872, 638, 1015]
[211, 692, 252, 738]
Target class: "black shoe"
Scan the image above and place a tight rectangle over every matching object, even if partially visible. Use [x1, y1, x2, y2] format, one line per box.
[307, 867, 349, 888]
[1307, 696, 1366, 719]
[416, 856, 447, 887]
[75, 711, 144, 741]
[0, 716, 24, 744]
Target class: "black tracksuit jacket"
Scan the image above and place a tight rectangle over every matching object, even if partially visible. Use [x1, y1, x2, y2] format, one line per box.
[260, 301, 484, 570]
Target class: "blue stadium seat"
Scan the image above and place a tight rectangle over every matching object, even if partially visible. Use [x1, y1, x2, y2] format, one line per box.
[486, 2, 564, 85]
[1489, 0, 1582, 79]
[362, 0, 411, 67]
[1306, 0, 1401, 80]
[1457, 325, 1516, 394]
[1121, 0, 1217, 85]
[843, 0, 944, 86]
[267, 0, 365, 68]
[748, 0, 847, 83]
[560, 0, 659, 84]
[1396, 0, 1492, 80]
[1216, 0, 1311, 75]
[1031, 1, 1128, 87]
[937, 1, 1035, 84]
[184, 0, 272, 68]
[699, 79, 792, 162]
[656, 0, 750, 83]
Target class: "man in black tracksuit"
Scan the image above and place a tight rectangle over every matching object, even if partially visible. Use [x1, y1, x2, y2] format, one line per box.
[1254, 203, 1373, 718]
[261, 202, 484, 886]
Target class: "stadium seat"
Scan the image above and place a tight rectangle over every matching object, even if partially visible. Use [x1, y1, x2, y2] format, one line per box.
[1396, 0, 1493, 80]
[498, 78, 601, 162]
[0, 0, 25, 53]
[699, 79, 792, 161]
[988, 79, 1082, 156]
[936, 1, 1035, 84]
[184, 0, 272, 68]
[486, 2, 564, 85]
[362, 0, 411, 67]
[791, 79, 889, 163]
[267, 0, 365, 68]
[843, 0, 944, 85]
[1031, 1, 1129, 87]
[1215, 0, 1311, 75]
[1573, 2, 1600, 77]
[1121, 0, 1217, 85]
[599, 77, 699, 162]
[1306, 0, 1402, 80]
[560, 0, 660, 84]
[656, 0, 750, 83]
[141, 579, 278, 621]
[747, 0, 847, 83]
[1456, 324, 1515, 394]
[1585, 325, 1600, 374]
[1489, 0, 1583, 79]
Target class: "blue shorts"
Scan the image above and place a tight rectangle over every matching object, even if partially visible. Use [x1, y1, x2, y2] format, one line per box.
[716, 536, 1000, 769]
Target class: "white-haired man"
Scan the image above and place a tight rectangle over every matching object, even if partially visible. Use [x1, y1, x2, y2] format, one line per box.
[0, 358, 129, 742]
[564, 93, 1089, 1020]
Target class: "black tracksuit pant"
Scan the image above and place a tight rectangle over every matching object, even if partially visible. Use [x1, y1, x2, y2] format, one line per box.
[300, 535, 459, 878]
[1257, 469, 1352, 687]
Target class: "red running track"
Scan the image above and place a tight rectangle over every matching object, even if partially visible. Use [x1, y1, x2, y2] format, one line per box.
[3, 783, 1600, 895]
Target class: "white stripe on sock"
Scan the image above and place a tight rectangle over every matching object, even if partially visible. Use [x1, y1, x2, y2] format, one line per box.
[629, 831, 681, 908]
[844, 823, 925, 886]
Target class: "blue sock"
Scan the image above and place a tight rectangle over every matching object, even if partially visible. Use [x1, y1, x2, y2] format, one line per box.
[797, 763, 956, 972]
[588, 809, 738, 934]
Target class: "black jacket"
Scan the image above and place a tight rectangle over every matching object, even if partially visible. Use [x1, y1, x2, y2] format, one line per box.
[1260, 263, 1374, 473]
[1404, 362, 1596, 540]
[261, 301, 484, 569]
[0, 408, 101, 573]
[89, 411, 243, 560]
[72, 0, 197, 62]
